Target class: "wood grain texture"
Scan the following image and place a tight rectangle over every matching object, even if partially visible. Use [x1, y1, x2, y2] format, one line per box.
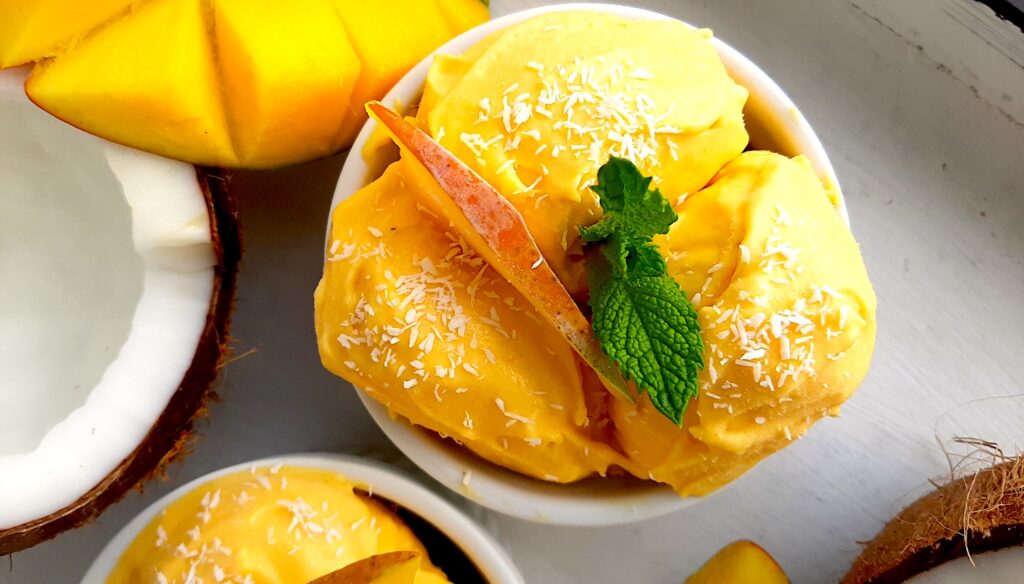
[5, 1, 1022, 582]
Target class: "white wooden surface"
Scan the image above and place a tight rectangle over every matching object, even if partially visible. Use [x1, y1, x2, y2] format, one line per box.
[5, 1, 1022, 582]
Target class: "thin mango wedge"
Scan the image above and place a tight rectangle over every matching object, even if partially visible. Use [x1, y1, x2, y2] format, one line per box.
[365, 101, 633, 402]
[308, 551, 422, 584]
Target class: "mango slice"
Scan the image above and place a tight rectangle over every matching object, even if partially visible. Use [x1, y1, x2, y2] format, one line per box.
[685, 541, 789, 584]
[0, 0, 132, 68]
[10, 0, 488, 168]
[331, 0, 457, 145]
[25, 0, 236, 166]
[432, 0, 490, 35]
[310, 552, 421, 584]
[214, 0, 362, 167]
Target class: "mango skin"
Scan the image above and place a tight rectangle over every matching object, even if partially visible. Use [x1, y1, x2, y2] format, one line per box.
[18, 0, 489, 168]
[685, 541, 789, 584]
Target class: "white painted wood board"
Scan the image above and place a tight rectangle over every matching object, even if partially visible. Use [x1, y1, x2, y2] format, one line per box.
[6, 0, 1022, 582]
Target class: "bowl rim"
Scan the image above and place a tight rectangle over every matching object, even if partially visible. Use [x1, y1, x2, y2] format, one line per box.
[329, 2, 847, 526]
[80, 453, 523, 584]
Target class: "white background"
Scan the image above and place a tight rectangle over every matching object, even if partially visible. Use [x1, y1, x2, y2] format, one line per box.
[6, 0, 1023, 582]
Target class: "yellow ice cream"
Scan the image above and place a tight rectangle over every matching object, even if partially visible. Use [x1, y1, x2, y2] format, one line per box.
[315, 12, 875, 496]
[314, 159, 631, 483]
[612, 151, 877, 495]
[417, 11, 749, 292]
[106, 466, 449, 584]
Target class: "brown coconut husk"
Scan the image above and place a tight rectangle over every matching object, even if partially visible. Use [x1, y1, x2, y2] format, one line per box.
[0, 168, 241, 554]
[842, 442, 1024, 584]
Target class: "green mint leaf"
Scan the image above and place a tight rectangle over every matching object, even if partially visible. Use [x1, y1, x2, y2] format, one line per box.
[581, 158, 704, 425]
[580, 157, 678, 246]
[587, 251, 703, 424]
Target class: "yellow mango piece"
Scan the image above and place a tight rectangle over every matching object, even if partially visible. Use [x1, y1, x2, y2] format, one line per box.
[25, 0, 236, 166]
[311, 552, 421, 584]
[686, 541, 789, 584]
[331, 0, 472, 145]
[214, 0, 362, 167]
[432, 0, 489, 35]
[18, 0, 479, 167]
[0, 0, 133, 68]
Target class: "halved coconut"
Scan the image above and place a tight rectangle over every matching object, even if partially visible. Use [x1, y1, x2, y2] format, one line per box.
[0, 66, 238, 553]
[843, 454, 1024, 583]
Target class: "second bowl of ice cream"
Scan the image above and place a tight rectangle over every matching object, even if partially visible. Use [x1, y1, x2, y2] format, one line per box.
[315, 3, 876, 525]
[82, 454, 522, 583]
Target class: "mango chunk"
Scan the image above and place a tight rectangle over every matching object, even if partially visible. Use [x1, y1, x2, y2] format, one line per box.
[214, 0, 362, 167]
[19, 0, 486, 167]
[310, 551, 422, 584]
[331, 0, 479, 145]
[0, 0, 133, 68]
[685, 541, 789, 584]
[25, 0, 235, 166]
[432, 0, 490, 35]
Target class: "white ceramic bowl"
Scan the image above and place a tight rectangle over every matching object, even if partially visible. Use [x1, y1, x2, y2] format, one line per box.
[81, 454, 523, 584]
[330, 3, 848, 526]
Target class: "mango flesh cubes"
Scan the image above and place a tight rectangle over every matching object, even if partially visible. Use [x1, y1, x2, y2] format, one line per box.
[332, 0, 461, 145]
[214, 0, 362, 166]
[0, 0, 133, 68]
[25, 0, 234, 165]
[4, 0, 488, 167]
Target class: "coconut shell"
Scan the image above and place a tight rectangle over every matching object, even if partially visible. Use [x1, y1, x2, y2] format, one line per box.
[843, 455, 1024, 583]
[0, 168, 240, 554]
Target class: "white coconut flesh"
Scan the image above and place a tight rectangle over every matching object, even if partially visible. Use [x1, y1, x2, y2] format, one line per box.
[907, 547, 1024, 583]
[0, 67, 217, 530]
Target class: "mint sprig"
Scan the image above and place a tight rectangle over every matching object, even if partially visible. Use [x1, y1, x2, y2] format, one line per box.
[581, 158, 704, 425]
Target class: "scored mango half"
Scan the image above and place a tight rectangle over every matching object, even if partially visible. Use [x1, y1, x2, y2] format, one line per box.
[2, 0, 488, 168]
[0, 0, 133, 68]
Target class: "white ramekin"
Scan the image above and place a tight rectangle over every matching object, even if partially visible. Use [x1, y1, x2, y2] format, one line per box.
[329, 3, 847, 526]
[81, 453, 523, 584]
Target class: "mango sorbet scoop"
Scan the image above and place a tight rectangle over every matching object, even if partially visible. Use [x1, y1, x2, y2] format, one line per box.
[365, 102, 632, 402]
